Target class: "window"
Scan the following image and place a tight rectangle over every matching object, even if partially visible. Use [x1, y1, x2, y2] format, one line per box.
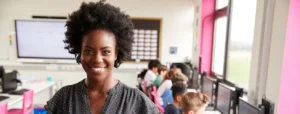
[211, 16, 227, 76]
[211, 0, 229, 77]
[216, 0, 229, 10]
[226, 0, 257, 89]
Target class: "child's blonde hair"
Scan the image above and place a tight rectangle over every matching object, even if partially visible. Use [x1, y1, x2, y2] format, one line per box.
[171, 72, 188, 84]
[181, 92, 209, 113]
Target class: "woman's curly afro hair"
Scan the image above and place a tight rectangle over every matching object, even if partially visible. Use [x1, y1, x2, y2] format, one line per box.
[64, 0, 134, 68]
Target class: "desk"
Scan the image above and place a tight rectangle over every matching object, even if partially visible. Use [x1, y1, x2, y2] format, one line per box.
[204, 111, 221, 114]
[187, 88, 198, 92]
[0, 80, 56, 109]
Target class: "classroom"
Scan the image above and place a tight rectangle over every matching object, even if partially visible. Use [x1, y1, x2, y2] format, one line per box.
[0, 0, 299, 114]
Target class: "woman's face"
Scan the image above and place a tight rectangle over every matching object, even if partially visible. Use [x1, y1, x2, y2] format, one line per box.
[80, 29, 117, 78]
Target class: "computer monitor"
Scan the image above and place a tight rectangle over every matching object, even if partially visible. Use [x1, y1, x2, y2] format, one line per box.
[260, 98, 275, 114]
[0, 66, 4, 78]
[1, 71, 18, 93]
[15, 20, 75, 63]
[202, 76, 214, 105]
[216, 83, 235, 114]
[239, 98, 262, 114]
[170, 63, 192, 79]
[190, 68, 200, 89]
[170, 63, 193, 87]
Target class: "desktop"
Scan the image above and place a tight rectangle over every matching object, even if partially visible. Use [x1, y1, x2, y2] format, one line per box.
[170, 63, 192, 79]
[170, 63, 194, 87]
[1, 70, 28, 95]
[190, 68, 200, 89]
[1, 71, 18, 93]
[216, 83, 234, 114]
[0, 66, 9, 101]
[0, 66, 4, 78]
[239, 97, 263, 114]
[202, 76, 215, 106]
[260, 98, 275, 114]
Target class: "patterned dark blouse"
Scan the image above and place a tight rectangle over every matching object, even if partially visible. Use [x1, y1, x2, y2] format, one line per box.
[46, 79, 159, 114]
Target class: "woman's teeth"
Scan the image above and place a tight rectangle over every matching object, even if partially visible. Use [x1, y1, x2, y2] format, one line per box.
[92, 67, 106, 72]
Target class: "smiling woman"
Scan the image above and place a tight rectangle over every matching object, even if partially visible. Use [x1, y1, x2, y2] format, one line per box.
[45, 0, 159, 114]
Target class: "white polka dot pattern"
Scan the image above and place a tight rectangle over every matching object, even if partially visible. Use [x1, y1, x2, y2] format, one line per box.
[46, 80, 160, 114]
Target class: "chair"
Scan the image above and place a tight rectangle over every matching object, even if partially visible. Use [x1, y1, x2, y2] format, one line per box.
[8, 90, 34, 114]
[151, 86, 165, 113]
[142, 80, 147, 93]
[0, 102, 8, 114]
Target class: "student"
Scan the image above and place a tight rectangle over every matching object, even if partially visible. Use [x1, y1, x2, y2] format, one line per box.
[153, 65, 168, 88]
[171, 71, 189, 84]
[157, 68, 181, 105]
[46, 1, 159, 114]
[164, 82, 187, 114]
[144, 60, 161, 87]
[181, 92, 209, 114]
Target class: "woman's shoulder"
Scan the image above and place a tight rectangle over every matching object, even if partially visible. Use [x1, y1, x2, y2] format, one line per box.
[52, 80, 84, 96]
[121, 83, 152, 104]
[46, 80, 85, 112]
[118, 82, 146, 97]
[117, 82, 160, 113]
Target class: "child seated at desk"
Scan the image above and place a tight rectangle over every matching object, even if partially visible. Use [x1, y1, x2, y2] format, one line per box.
[181, 92, 209, 114]
[153, 65, 168, 88]
[164, 82, 187, 114]
[157, 68, 185, 106]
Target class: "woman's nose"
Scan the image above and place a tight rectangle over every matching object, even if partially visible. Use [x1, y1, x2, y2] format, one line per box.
[93, 53, 104, 63]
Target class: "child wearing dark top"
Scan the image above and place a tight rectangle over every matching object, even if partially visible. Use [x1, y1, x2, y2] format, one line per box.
[164, 82, 187, 114]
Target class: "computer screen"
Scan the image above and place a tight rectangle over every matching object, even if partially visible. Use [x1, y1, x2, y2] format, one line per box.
[239, 98, 261, 114]
[190, 69, 200, 89]
[170, 63, 192, 78]
[2, 71, 18, 93]
[15, 20, 74, 59]
[216, 83, 233, 114]
[261, 98, 275, 114]
[0, 66, 4, 78]
[202, 76, 214, 103]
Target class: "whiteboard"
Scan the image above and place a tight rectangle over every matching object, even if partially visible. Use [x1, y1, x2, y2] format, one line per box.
[15, 20, 74, 59]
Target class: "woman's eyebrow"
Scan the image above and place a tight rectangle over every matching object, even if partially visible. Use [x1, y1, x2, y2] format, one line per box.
[100, 46, 111, 50]
[83, 45, 94, 49]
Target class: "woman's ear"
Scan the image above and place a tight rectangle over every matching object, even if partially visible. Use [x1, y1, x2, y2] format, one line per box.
[115, 50, 118, 61]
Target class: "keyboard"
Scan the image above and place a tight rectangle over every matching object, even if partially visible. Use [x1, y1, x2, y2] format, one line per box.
[205, 106, 215, 111]
[9, 89, 29, 95]
[0, 96, 9, 101]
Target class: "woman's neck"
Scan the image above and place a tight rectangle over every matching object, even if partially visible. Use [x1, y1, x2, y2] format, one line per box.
[85, 75, 118, 94]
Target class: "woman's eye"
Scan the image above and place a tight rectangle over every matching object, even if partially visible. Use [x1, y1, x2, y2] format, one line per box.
[84, 50, 93, 55]
[103, 50, 111, 55]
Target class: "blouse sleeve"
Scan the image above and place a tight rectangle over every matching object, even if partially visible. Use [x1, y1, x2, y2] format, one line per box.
[135, 89, 160, 114]
[45, 87, 66, 114]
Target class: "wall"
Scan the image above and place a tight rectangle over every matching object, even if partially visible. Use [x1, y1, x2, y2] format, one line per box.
[249, 0, 289, 113]
[278, 0, 300, 113]
[264, 0, 289, 113]
[191, 0, 201, 68]
[247, 0, 267, 105]
[0, 0, 194, 87]
[199, 0, 215, 74]
[0, 0, 194, 64]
